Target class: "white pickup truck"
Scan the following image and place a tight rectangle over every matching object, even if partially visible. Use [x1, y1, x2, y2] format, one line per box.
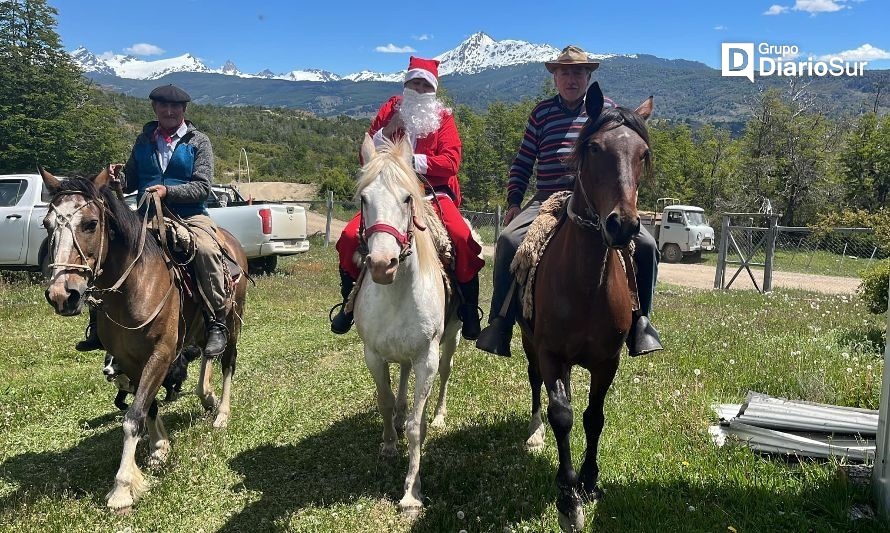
[0, 174, 309, 277]
[640, 197, 716, 263]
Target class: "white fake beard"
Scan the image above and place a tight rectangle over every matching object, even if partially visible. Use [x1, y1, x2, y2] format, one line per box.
[400, 88, 444, 138]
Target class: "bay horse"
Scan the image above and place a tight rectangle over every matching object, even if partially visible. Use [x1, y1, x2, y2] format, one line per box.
[39, 167, 248, 511]
[352, 134, 461, 518]
[519, 82, 653, 532]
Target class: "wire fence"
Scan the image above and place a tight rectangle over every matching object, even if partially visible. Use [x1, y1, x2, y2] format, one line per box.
[716, 213, 888, 291]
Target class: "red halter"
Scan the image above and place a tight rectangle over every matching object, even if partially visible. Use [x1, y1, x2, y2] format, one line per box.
[359, 195, 427, 261]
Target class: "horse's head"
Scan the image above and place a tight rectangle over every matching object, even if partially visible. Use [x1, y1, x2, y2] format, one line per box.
[40, 166, 113, 316]
[570, 82, 653, 248]
[356, 134, 433, 285]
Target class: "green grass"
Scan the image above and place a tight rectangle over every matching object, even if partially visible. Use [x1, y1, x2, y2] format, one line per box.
[1, 240, 887, 532]
[699, 248, 879, 279]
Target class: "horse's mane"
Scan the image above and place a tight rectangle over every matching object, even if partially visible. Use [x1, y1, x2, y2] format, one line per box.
[355, 140, 442, 281]
[568, 106, 653, 178]
[56, 176, 162, 260]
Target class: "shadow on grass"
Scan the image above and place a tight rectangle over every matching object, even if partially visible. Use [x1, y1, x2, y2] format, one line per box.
[221, 411, 554, 532]
[836, 324, 887, 355]
[587, 473, 886, 532]
[0, 410, 200, 512]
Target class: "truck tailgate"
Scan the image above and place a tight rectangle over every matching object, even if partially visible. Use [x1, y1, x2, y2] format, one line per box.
[267, 204, 307, 240]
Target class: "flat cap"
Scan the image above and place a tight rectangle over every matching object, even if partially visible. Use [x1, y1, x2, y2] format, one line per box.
[149, 84, 191, 103]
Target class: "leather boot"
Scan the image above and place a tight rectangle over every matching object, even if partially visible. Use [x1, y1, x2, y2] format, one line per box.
[204, 315, 229, 358]
[475, 316, 514, 357]
[75, 308, 103, 351]
[457, 277, 482, 340]
[330, 268, 356, 334]
[626, 313, 663, 356]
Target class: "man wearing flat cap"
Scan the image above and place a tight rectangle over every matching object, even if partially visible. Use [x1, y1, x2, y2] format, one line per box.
[76, 84, 231, 357]
[476, 45, 663, 358]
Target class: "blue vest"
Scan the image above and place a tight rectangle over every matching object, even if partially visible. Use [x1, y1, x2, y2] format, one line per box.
[133, 137, 207, 218]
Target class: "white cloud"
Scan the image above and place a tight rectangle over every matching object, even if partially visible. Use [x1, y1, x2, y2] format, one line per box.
[792, 0, 849, 13]
[374, 43, 417, 53]
[123, 43, 165, 56]
[98, 51, 116, 61]
[714, 25, 727, 30]
[413, 34, 432, 41]
[815, 43, 890, 62]
[764, 4, 790, 15]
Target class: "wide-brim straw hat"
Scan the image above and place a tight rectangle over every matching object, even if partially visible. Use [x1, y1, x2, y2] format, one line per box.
[545, 45, 600, 73]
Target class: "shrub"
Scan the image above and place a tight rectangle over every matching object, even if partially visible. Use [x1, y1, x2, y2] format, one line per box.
[859, 259, 890, 314]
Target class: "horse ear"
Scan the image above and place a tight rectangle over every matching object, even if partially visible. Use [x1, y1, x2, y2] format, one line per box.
[397, 136, 413, 168]
[635, 96, 654, 120]
[360, 133, 377, 164]
[38, 165, 61, 193]
[93, 166, 111, 189]
[585, 82, 604, 121]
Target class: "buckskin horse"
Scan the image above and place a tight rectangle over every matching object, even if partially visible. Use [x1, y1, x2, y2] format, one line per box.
[40, 167, 248, 511]
[518, 82, 653, 532]
[352, 134, 462, 518]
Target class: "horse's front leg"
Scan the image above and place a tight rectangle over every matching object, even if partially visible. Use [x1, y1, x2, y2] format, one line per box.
[523, 334, 545, 451]
[213, 344, 237, 429]
[431, 327, 458, 429]
[578, 357, 619, 501]
[364, 349, 398, 457]
[394, 362, 410, 438]
[146, 399, 169, 468]
[398, 347, 439, 519]
[106, 353, 168, 511]
[542, 358, 584, 532]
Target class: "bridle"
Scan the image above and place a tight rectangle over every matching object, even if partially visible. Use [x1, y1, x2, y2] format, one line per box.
[46, 193, 109, 279]
[46, 189, 176, 330]
[359, 193, 427, 261]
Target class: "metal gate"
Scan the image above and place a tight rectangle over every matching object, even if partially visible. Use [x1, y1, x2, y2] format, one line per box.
[713, 213, 781, 293]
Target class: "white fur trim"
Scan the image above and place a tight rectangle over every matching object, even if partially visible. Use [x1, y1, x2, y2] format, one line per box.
[413, 153, 428, 174]
[405, 69, 438, 91]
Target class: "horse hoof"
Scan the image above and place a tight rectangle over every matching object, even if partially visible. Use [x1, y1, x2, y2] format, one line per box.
[106, 489, 134, 512]
[201, 395, 219, 412]
[430, 415, 446, 429]
[213, 413, 230, 429]
[380, 442, 399, 458]
[113, 506, 133, 516]
[398, 498, 423, 521]
[557, 507, 585, 533]
[525, 435, 545, 452]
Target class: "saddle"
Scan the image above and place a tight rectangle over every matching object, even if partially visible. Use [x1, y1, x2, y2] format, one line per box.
[510, 191, 640, 322]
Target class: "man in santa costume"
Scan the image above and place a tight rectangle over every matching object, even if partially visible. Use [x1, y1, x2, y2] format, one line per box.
[330, 56, 485, 340]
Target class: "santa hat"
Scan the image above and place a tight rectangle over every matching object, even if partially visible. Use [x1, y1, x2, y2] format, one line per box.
[404, 56, 440, 91]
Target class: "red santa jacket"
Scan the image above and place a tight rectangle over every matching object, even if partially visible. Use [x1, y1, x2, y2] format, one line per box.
[365, 95, 463, 207]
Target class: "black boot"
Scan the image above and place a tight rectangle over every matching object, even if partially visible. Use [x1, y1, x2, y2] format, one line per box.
[457, 277, 482, 340]
[626, 314, 663, 356]
[75, 308, 103, 351]
[475, 316, 514, 357]
[330, 268, 356, 334]
[204, 318, 229, 358]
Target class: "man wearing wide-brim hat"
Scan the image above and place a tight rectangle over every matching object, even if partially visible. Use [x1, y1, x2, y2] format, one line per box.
[75, 84, 233, 358]
[477, 45, 663, 358]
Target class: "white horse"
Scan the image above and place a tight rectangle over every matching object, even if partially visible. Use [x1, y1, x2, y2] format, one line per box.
[353, 134, 461, 518]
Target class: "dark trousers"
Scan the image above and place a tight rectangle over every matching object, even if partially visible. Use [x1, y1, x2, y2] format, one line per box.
[487, 191, 659, 324]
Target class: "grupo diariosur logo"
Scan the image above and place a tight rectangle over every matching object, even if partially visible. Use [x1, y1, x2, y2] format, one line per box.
[721, 43, 868, 82]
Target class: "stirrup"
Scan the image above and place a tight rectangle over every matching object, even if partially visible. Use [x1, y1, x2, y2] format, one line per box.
[329, 302, 354, 334]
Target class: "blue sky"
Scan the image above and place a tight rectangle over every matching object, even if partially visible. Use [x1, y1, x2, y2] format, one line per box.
[51, 0, 890, 74]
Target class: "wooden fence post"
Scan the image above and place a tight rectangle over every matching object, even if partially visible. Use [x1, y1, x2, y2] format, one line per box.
[324, 190, 333, 247]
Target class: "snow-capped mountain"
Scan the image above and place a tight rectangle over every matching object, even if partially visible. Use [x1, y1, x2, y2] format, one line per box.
[435, 32, 561, 75]
[72, 47, 212, 79]
[279, 69, 341, 82]
[70, 32, 624, 83]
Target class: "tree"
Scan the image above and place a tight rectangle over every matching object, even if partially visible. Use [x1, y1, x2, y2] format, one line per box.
[0, 0, 123, 173]
[840, 113, 890, 212]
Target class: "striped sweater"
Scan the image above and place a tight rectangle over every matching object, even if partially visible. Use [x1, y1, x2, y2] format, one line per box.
[507, 94, 614, 207]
